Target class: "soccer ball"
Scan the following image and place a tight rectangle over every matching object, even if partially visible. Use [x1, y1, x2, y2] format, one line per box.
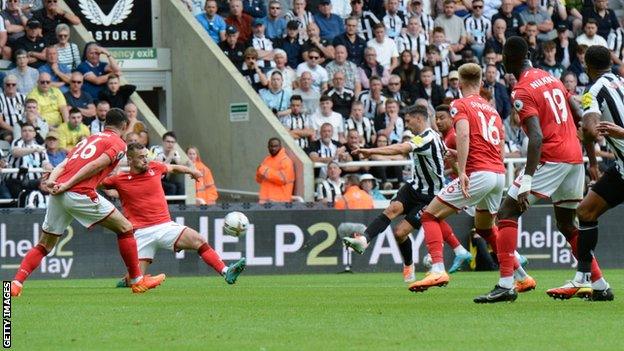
[422, 253, 432, 269]
[223, 211, 249, 237]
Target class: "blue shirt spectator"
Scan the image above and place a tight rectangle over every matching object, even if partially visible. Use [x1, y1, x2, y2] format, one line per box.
[262, 0, 287, 40]
[76, 43, 121, 100]
[259, 71, 292, 116]
[76, 60, 108, 99]
[243, 0, 267, 18]
[195, 1, 227, 43]
[314, 1, 345, 41]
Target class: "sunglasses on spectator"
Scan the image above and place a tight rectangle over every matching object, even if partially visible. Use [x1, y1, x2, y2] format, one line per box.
[388, 82, 400, 86]
[58, 34, 69, 38]
[4, 83, 16, 86]
[47, 0, 58, 3]
[270, 6, 280, 9]
[39, 81, 51, 84]
[308, 56, 320, 60]
[71, 80, 83, 84]
[473, 5, 483, 9]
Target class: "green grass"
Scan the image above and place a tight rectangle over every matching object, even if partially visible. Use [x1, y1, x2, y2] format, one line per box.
[9, 270, 624, 351]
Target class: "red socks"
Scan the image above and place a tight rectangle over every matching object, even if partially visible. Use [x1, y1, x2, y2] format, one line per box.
[117, 231, 142, 280]
[476, 227, 498, 253]
[198, 243, 226, 274]
[422, 212, 444, 264]
[439, 220, 461, 249]
[565, 228, 603, 282]
[496, 220, 518, 278]
[14, 244, 48, 283]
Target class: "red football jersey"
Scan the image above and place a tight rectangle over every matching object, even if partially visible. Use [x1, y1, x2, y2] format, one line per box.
[450, 94, 505, 175]
[511, 68, 582, 164]
[443, 128, 457, 179]
[101, 162, 171, 229]
[56, 130, 127, 199]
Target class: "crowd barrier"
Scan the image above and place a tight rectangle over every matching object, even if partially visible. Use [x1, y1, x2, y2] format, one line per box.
[1, 205, 622, 280]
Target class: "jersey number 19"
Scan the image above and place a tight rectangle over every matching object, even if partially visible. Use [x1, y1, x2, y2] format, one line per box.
[544, 88, 568, 124]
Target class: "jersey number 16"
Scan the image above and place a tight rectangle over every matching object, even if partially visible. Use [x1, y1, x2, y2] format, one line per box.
[478, 111, 501, 145]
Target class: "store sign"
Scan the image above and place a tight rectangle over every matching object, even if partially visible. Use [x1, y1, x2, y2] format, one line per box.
[66, 0, 153, 47]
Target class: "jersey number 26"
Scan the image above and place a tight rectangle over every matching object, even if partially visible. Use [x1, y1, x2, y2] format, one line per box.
[69, 138, 102, 161]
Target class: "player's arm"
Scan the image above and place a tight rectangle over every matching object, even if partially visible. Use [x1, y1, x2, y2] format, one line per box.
[582, 111, 600, 180]
[454, 119, 471, 197]
[43, 158, 67, 192]
[351, 142, 412, 158]
[53, 153, 112, 194]
[166, 164, 202, 181]
[568, 96, 583, 127]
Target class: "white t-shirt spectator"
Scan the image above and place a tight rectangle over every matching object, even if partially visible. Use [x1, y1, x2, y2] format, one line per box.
[310, 111, 344, 141]
[576, 34, 608, 48]
[367, 37, 399, 70]
[296, 63, 329, 93]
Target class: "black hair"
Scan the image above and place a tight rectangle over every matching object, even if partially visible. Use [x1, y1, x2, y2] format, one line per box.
[69, 107, 81, 115]
[402, 104, 429, 119]
[290, 94, 303, 102]
[104, 108, 129, 128]
[585, 45, 612, 71]
[503, 36, 528, 62]
[162, 131, 177, 141]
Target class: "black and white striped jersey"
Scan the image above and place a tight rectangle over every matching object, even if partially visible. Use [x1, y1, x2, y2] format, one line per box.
[0, 93, 26, 129]
[608, 28, 624, 62]
[582, 72, 624, 177]
[345, 116, 376, 147]
[7, 138, 48, 180]
[383, 11, 408, 39]
[281, 113, 311, 149]
[395, 32, 427, 65]
[407, 12, 434, 42]
[316, 178, 345, 202]
[357, 11, 381, 42]
[464, 15, 491, 46]
[357, 90, 387, 119]
[406, 128, 445, 197]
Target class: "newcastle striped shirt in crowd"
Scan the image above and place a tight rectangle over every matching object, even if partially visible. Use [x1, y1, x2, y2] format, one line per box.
[406, 128, 445, 197]
[316, 178, 345, 202]
[0, 92, 26, 128]
[464, 15, 491, 46]
[345, 116, 376, 147]
[7, 138, 49, 180]
[395, 32, 427, 65]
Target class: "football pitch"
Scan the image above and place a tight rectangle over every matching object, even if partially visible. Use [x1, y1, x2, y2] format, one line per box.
[8, 270, 623, 351]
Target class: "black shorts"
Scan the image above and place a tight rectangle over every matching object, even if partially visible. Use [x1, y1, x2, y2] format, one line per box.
[591, 165, 624, 208]
[392, 184, 434, 228]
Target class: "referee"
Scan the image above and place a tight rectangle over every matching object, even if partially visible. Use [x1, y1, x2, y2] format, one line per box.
[551, 45, 621, 301]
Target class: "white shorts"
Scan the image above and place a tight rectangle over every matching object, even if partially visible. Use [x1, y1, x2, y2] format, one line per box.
[135, 221, 188, 260]
[42, 192, 116, 235]
[507, 162, 584, 209]
[437, 171, 505, 214]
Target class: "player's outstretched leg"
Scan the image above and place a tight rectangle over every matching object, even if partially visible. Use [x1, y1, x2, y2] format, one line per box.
[10, 232, 60, 297]
[175, 228, 246, 284]
[393, 219, 417, 282]
[441, 220, 472, 273]
[343, 201, 403, 254]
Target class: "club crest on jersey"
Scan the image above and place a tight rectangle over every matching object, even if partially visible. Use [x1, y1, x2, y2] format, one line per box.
[513, 100, 523, 111]
[450, 107, 458, 117]
[410, 135, 424, 147]
[148, 169, 155, 176]
[116, 151, 125, 160]
[581, 92, 593, 110]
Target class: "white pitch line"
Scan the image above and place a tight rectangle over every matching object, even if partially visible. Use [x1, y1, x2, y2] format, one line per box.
[1, 264, 20, 269]
[522, 254, 551, 259]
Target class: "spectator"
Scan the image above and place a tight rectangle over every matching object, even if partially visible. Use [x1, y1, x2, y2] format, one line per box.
[76, 42, 121, 99]
[491, 0, 523, 38]
[431, 26, 455, 64]
[367, 23, 398, 71]
[44, 130, 64, 167]
[284, 0, 315, 40]
[292, 71, 320, 116]
[350, 0, 380, 42]
[89, 100, 110, 134]
[434, 0, 466, 54]
[0, 150, 11, 199]
[340, 128, 368, 175]
[263, 0, 287, 40]
[31, 0, 80, 44]
[63, 71, 95, 120]
[357, 47, 390, 89]
[269, 49, 297, 90]
[569, 44, 590, 88]
[124, 102, 146, 135]
[396, 16, 427, 66]
[315, 161, 344, 203]
[7, 49, 38, 94]
[6, 122, 51, 198]
[152, 131, 185, 195]
[219, 25, 246, 68]
[463, 0, 490, 61]
[334, 173, 374, 208]
[524, 21, 540, 64]
[345, 100, 376, 147]
[226, 0, 254, 43]
[332, 16, 366, 66]
[186, 146, 218, 205]
[26, 72, 67, 128]
[576, 18, 608, 48]
[384, 74, 412, 108]
[562, 71, 582, 96]
[98, 74, 136, 110]
[301, 22, 334, 62]
[256, 137, 295, 203]
[423, 44, 449, 89]
[357, 75, 386, 119]
[582, 0, 618, 41]
[359, 173, 385, 200]
[538, 41, 565, 79]
[367, 132, 403, 187]
[314, 0, 345, 41]
[296, 47, 329, 92]
[485, 19, 506, 62]
[504, 109, 528, 159]
[444, 70, 460, 99]
[324, 71, 355, 118]
[382, 0, 406, 39]
[275, 21, 304, 69]
[332, 0, 352, 19]
[483, 64, 511, 120]
[608, 24, 624, 68]
[0, 8, 9, 59]
[53, 23, 80, 69]
[482, 48, 504, 81]
[325, 45, 361, 95]
[260, 71, 292, 117]
[412, 66, 444, 107]
[12, 98, 48, 143]
[240, 47, 269, 91]
[11, 19, 46, 68]
[374, 98, 403, 144]
[0, 75, 27, 135]
[554, 24, 576, 68]
[519, 0, 554, 42]
[392, 50, 420, 89]
[38, 45, 71, 93]
[306, 122, 344, 166]
[250, 19, 276, 71]
[242, 0, 266, 18]
[407, 0, 434, 42]
[196, 0, 227, 43]
[56, 107, 89, 151]
[281, 94, 315, 148]
[311, 94, 345, 142]
[3, 0, 29, 52]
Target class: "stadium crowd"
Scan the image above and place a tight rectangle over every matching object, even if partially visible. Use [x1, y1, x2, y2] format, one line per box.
[185, 0, 623, 204]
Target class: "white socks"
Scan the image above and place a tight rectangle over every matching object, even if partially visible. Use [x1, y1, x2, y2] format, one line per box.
[513, 266, 528, 281]
[129, 275, 143, 284]
[453, 245, 469, 256]
[221, 266, 229, 275]
[431, 263, 445, 273]
[592, 278, 608, 290]
[498, 276, 514, 289]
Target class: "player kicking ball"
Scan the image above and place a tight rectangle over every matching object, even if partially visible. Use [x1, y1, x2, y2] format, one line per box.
[10, 109, 165, 296]
[476, 37, 609, 303]
[409, 63, 535, 295]
[343, 104, 473, 283]
[102, 143, 246, 287]
[547, 45, 620, 301]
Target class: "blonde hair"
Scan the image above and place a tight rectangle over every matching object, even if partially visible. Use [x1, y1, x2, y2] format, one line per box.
[458, 63, 482, 88]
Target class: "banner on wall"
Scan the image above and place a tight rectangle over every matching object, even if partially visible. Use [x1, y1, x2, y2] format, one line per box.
[0, 207, 623, 280]
[65, 0, 153, 47]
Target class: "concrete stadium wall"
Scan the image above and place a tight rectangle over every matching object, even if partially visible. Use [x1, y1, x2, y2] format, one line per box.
[160, 0, 314, 201]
